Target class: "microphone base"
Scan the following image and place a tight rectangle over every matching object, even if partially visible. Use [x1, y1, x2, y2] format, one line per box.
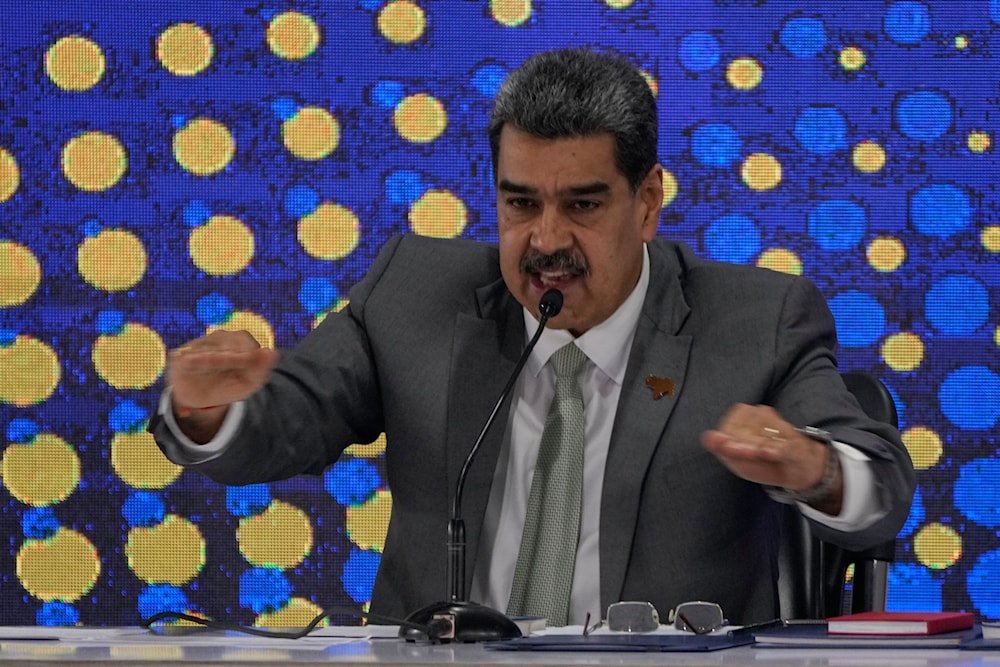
[399, 600, 523, 643]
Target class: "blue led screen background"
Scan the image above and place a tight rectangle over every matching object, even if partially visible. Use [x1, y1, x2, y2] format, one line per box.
[1, 0, 999, 626]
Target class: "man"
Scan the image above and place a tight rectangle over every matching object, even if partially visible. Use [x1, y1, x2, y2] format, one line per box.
[151, 48, 915, 626]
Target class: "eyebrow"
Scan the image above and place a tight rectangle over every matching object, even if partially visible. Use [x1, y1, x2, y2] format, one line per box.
[497, 179, 611, 196]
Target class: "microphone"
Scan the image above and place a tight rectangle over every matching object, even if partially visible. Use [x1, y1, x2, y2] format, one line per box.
[400, 289, 564, 643]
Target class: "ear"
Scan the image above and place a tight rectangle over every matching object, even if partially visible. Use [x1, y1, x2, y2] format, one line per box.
[638, 163, 664, 242]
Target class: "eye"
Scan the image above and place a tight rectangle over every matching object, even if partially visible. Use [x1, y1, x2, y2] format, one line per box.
[507, 197, 536, 209]
[570, 199, 600, 211]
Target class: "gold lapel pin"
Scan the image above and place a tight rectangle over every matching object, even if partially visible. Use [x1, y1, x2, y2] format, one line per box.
[645, 375, 675, 400]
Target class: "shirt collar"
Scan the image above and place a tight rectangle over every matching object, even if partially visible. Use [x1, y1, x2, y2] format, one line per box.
[522, 244, 650, 385]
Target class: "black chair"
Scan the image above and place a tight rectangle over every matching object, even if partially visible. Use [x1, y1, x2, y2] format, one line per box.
[777, 370, 898, 619]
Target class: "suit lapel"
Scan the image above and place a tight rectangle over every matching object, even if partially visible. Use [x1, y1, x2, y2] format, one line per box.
[600, 240, 694, 608]
[445, 279, 523, 587]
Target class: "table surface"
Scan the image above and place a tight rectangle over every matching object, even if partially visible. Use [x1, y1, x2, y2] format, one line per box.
[0, 626, 999, 667]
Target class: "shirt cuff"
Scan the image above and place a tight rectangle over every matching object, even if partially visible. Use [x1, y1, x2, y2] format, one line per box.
[797, 442, 885, 530]
[157, 388, 245, 465]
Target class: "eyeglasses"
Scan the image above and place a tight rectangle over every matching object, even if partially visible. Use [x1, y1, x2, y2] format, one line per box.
[667, 601, 728, 635]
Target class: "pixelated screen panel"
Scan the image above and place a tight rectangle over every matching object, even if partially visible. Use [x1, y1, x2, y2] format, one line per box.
[1, 0, 999, 627]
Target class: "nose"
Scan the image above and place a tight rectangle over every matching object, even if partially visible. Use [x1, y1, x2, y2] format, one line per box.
[530, 207, 572, 256]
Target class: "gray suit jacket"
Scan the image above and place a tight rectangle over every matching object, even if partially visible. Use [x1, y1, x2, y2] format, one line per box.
[152, 234, 914, 624]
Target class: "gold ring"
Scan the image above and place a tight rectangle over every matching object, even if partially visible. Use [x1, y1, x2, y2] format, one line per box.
[763, 427, 784, 440]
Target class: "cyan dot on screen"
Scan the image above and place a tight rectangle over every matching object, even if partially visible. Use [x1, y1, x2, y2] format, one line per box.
[794, 106, 847, 154]
[22, 507, 60, 540]
[226, 484, 271, 517]
[298, 277, 338, 314]
[109, 399, 148, 433]
[939, 366, 1000, 430]
[123, 491, 166, 528]
[371, 80, 405, 108]
[887, 562, 941, 610]
[780, 17, 827, 58]
[170, 114, 188, 130]
[968, 550, 1000, 619]
[7, 417, 39, 443]
[182, 200, 211, 228]
[138, 584, 189, 619]
[239, 567, 292, 614]
[324, 458, 381, 506]
[385, 169, 427, 205]
[896, 90, 952, 141]
[359, 0, 382, 9]
[341, 548, 380, 603]
[284, 184, 320, 217]
[96, 310, 126, 335]
[925, 275, 988, 335]
[679, 31, 721, 72]
[0, 329, 15, 346]
[704, 214, 760, 264]
[827, 291, 886, 347]
[81, 218, 103, 237]
[884, 1, 931, 45]
[195, 293, 234, 326]
[898, 486, 924, 538]
[37, 602, 79, 627]
[808, 200, 866, 251]
[992, 0, 1000, 23]
[955, 458, 1000, 527]
[910, 183, 969, 238]
[472, 63, 508, 97]
[691, 123, 742, 167]
[271, 96, 299, 121]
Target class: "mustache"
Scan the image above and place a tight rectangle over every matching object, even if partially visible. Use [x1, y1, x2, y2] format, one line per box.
[519, 250, 590, 276]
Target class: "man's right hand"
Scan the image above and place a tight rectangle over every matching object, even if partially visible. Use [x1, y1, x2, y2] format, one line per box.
[166, 330, 280, 443]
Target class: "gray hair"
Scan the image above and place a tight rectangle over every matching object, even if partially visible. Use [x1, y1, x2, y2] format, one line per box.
[488, 48, 659, 193]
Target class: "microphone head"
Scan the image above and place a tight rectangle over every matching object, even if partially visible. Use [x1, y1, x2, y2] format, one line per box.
[538, 289, 563, 319]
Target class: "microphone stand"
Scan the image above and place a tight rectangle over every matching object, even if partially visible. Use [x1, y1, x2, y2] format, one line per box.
[399, 290, 563, 643]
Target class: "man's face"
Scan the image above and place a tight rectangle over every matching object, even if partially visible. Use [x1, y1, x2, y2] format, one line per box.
[496, 126, 663, 336]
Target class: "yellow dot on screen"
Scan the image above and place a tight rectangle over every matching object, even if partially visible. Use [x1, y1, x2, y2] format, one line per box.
[282, 107, 340, 160]
[756, 248, 803, 275]
[913, 523, 962, 571]
[61, 131, 127, 191]
[901, 426, 943, 470]
[866, 236, 906, 272]
[45, 35, 105, 91]
[172, 118, 235, 176]
[490, 0, 532, 26]
[741, 153, 781, 191]
[995, 325, 1000, 348]
[983, 225, 1000, 252]
[968, 131, 991, 154]
[881, 331, 924, 372]
[312, 298, 349, 328]
[378, 0, 426, 44]
[157, 23, 214, 76]
[605, 0, 634, 7]
[640, 69, 659, 98]
[1, 434, 79, 506]
[661, 170, 677, 207]
[16, 529, 99, 602]
[394, 93, 447, 143]
[955, 35, 969, 50]
[0, 241, 41, 306]
[77, 228, 147, 292]
[266, 11, 320, 60]
[92, 322, 166, 389]
[238, 500, 313, 568]
[409, 189, 467, 238]
[297, 202, 360, 260]
[345, 489, 392, 552]
[852, 140, 886, 173]
[0, 147, 20, 201]
[0, 336, 61, 407]
[126, 515, 205, 585]
[346, 432, 387, 458]
[207, 311, 275, 350]
[255, 598, 328, 628]
[189, 215, 255, 275]
[726, 57, 763, 90]
[839, 46, 867, 71]
[111, 431, 183, 489]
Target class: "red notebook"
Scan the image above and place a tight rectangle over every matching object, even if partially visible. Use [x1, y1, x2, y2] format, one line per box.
[827, 611, 975, 636]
